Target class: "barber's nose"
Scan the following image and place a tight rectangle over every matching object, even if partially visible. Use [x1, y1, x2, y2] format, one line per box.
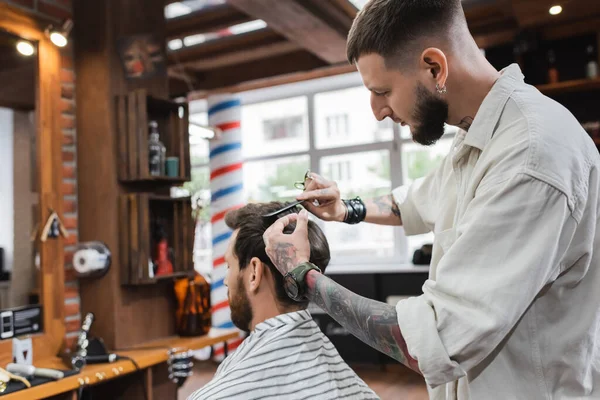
[370, 94, 391, 122]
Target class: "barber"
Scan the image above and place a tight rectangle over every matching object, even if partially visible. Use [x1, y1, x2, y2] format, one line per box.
[262, 0, 600, 398]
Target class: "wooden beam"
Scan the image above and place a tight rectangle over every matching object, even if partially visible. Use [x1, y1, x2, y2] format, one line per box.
[167, 27, 284, 65]
[169, 49, 327, 97]
[227, 0, 348, 64]
[302, 0, 355, 33]
[170, 40, 300, 70]
[185, 63, 356, 100]
[166, 3, 252, 40]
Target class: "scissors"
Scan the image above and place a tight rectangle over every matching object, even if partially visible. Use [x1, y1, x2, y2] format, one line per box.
[293, 169, 312, 190]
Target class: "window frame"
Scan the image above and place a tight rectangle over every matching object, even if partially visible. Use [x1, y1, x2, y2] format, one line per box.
[188, 72, 458, 267]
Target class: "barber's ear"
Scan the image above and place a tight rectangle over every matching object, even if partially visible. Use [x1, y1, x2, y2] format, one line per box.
[420, 48, 448, 90]
[247, 257, 264, 293]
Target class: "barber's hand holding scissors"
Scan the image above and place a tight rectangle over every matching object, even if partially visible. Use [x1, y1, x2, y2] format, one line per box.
[295, 172, 346, 222]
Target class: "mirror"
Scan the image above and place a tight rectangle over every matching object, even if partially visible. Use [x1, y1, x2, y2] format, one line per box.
[0, 29, 40, 310]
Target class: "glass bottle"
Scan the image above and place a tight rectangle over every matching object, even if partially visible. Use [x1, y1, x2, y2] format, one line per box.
[586, 45, 599, 79]
[148, 121, 166, 176]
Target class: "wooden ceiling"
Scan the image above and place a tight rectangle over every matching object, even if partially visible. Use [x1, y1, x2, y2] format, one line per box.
[167, 0, 600, 99]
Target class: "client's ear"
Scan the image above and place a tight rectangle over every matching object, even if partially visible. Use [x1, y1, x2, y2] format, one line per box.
[247, 257, 264, 294]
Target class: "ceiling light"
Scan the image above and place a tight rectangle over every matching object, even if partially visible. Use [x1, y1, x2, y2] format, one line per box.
[549, 5, 562, 15]
[16, 41, 35, 56]
[45, 19, 73, 48]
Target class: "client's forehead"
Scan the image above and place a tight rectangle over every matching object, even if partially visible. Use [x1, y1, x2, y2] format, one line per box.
[225, 229, 240, 261]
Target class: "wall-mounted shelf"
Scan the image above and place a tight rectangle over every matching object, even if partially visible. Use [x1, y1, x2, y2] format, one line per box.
[115, 89, 191, 184]
[119, 194, 195, 286]
[536, 77, 600, 96]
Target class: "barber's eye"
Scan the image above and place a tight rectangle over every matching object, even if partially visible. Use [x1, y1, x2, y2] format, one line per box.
[374, 91, 388, 97]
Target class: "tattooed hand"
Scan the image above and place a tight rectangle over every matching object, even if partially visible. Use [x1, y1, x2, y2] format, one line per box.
[263, 209, 311, 275]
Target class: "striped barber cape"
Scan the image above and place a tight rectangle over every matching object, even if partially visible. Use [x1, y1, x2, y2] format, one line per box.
[188, 310, 380, 400]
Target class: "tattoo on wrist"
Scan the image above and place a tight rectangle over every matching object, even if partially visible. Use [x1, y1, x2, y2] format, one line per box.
[457, 116, 474, 131]
[371, 195, 402, 221]
[270, 243, 298, 273]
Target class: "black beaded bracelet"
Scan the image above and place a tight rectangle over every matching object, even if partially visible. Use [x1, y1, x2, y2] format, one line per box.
[342, 197, 367, 224]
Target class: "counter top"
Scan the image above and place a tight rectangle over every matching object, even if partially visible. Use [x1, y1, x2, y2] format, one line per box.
[1, 328, 239, 399]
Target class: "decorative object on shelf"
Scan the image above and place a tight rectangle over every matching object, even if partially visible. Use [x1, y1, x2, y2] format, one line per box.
[547, 49, 559, 84]
[586, 44, 599, 79]
[39, 209, 68, 242]
[148, 120, 166, 176]
[166, 156, 179, 177]
[174, 275, 211, 337]
[73, 241, 111, 279]
[116, 34, 165, 80]
[153, 219, 174, 277]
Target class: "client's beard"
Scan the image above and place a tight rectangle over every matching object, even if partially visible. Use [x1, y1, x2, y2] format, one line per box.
[411, 82, 449, 146]
[229, 275, 253, 333]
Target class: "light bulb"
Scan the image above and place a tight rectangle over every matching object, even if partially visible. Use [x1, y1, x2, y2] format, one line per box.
[16, 41, 35, 56]
[549, 5, 562, 15]
[50, 32, 67, 47]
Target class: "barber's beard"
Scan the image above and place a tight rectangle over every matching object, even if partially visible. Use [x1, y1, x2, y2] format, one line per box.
[411, 82, 449, 146]
[229, 275, 253, 333]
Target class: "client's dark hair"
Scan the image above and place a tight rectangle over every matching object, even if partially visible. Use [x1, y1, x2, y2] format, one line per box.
[224, 202, 330, 308]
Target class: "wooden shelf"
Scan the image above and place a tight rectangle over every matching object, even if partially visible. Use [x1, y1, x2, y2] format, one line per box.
[115, 89, 191, 184]
[119, 194, 194, 286]
[1, 329, 238, 399]
[536, 78, 600, 96]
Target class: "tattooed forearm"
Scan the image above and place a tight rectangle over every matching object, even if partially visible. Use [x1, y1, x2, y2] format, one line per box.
[457, 116, 474, 131]
[306, 271, 420, 373]
[364, 195, 403, 226]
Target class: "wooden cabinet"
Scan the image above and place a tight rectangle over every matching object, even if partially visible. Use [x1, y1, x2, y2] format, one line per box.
[119, 194, 195, 285]
[115, 89, 191, 184]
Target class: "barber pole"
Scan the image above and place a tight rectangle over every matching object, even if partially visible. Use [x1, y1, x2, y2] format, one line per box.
[208, 94, 245, 360]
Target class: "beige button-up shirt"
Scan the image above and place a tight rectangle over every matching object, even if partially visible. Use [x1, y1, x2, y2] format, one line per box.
[393, 64, 600, 399]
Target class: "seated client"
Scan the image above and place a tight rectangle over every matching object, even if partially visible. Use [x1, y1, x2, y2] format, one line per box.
[188, 202, 379, 400]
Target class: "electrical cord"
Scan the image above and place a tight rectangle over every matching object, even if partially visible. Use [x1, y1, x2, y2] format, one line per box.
[116, 355, 148, 400]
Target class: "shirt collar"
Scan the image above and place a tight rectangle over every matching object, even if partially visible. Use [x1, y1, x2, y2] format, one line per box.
[463, 63, 524, 151]
[254, 310, 312, 333]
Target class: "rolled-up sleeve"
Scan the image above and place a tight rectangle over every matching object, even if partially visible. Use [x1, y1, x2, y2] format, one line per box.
[395, 173, 577, 388]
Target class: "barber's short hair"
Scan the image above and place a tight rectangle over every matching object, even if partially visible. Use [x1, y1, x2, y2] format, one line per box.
[225, 202, 330, 308]
[346, 0, 464, 68]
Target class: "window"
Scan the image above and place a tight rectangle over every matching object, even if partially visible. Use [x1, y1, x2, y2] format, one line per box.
[188, 71, 459, 270]
[325, 114, 349, 138]
[263, 116, 303, 141]
[241, 96, 309, 158]
[243, 156, 310, 203]
[314, 86, 393, 149]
